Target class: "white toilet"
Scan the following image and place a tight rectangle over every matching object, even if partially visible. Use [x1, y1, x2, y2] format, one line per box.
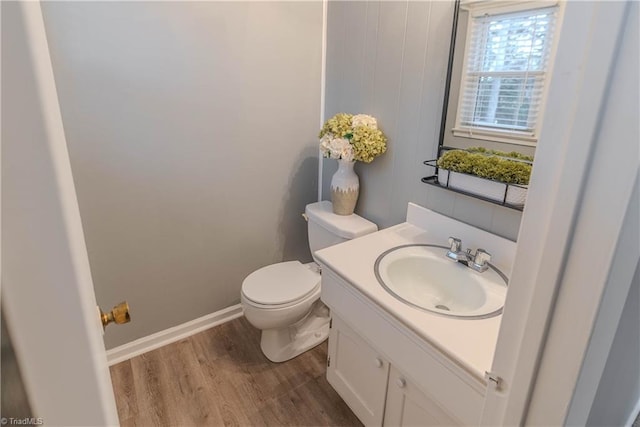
[241, 201, 377, 362]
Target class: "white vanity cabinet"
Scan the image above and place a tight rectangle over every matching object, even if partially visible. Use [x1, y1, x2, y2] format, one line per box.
[328, 314, 462, 426]
[321, 268, 486, 426]
[327, 315, 390, 426]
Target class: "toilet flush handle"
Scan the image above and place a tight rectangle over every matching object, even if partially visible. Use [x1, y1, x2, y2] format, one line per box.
[301, 213, 309, 222]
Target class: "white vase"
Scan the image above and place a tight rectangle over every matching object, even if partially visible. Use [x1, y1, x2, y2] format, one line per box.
[331, 159, 359, 215]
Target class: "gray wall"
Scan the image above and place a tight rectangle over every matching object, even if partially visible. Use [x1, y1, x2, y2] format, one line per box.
[42, 2, 322, 349]
[587, 262, 640, 426]
[322, 0, 522, 241]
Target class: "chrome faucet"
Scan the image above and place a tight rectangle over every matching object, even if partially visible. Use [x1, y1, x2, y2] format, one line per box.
[446, 237, 473, 262]
[446, 237, 492, 273]
[471, 248, 491, 272]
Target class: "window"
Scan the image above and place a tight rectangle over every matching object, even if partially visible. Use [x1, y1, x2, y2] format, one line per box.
[454, 3, 559, 144]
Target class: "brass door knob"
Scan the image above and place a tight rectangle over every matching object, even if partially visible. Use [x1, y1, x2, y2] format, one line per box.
[99, 301, 131, 329]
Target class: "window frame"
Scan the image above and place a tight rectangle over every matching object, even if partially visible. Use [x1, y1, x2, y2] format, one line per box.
[453, 0, 562, 146]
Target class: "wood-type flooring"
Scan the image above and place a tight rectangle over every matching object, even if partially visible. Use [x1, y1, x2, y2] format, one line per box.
[110, 317, 362, 427]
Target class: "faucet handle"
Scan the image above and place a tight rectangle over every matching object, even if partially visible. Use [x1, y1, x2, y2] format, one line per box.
[448, 237, 462, 252]
[472, 249, 491, 272]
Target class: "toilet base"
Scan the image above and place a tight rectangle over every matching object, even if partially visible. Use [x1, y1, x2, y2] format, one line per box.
[260, 301, 330, 363]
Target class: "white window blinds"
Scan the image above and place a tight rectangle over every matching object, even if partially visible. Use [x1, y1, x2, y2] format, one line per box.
[456, 5, 558, 139]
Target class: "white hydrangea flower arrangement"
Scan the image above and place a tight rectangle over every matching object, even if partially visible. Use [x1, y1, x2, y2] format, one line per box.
[319, 113, 387, 163]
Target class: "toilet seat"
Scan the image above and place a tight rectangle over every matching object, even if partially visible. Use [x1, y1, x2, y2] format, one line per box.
[241, 261, 320, 307]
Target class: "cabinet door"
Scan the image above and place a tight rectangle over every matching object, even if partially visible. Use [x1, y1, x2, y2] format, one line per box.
[327, 315, 390, 426]
[384, 366, 461, 426]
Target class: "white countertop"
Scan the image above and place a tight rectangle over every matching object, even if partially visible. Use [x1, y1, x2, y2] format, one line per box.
[315, 204, 516, 381]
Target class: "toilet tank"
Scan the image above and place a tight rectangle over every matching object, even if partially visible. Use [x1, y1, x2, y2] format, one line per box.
[305, 201, 378, 263]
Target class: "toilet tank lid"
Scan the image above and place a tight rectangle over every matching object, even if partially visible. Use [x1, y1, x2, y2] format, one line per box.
[305, 201, 378, 239]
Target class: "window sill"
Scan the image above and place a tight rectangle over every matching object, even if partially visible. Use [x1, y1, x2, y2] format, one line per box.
[451, 128, 537, 147]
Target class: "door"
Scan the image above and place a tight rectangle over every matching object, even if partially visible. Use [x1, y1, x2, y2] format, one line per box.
[383, 366, 460, 426]
[2, 2, 120, 425]
[327, 315, 389, 426]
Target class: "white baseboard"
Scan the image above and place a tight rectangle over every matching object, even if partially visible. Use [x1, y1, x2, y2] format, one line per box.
[106, 304, 244, 366]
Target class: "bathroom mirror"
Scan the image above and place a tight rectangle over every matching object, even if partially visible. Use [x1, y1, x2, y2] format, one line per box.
[437, 0, 561, 159]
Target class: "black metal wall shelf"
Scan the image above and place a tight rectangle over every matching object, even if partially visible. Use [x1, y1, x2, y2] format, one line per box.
[422, 159, 526, 212]
[422, 0, 528, 213]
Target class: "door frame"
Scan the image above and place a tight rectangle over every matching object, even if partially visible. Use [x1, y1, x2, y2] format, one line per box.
[480, 1, 638, 424]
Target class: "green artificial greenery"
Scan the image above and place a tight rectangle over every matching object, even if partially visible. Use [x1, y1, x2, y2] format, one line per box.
[318, 113, 387, 163]
[466, 146, 534, 162]
[437, 149, 532, 185]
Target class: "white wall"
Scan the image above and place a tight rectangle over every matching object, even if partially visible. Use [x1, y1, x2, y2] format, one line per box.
[322, 0, 522, 241]
[41, 2, 322, 349]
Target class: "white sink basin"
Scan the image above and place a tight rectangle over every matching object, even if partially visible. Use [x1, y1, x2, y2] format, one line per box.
[374, 244, 508, 319]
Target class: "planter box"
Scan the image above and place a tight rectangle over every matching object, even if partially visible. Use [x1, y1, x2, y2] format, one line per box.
[438, 169, 527, 207]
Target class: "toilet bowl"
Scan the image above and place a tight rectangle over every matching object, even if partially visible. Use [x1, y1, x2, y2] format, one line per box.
[241, 261, 328, 362]
[241, 201, 377, 362]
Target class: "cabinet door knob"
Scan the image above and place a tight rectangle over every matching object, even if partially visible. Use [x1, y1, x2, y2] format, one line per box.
[374, 358, 383, 368]
[396, 377, 407, 388]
